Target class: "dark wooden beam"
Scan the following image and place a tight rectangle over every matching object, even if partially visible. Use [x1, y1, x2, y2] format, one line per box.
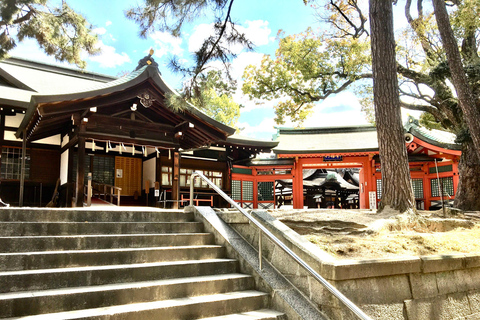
[38, 85, 147, 116]
[88, 114, 175, 134]
[61, 135, 79, 154]
[80, 132, 180, 148]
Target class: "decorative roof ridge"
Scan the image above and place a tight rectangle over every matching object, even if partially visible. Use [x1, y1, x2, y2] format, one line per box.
[135, 49, 160, 73]
[404, 115, 461, 150]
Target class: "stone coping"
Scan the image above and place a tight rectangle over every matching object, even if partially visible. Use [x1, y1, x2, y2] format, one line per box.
[218, 210, 480, 281]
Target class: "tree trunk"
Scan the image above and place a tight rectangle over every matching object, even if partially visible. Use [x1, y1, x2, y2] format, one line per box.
[433, 0, 480, 163]
[369, 0, 416, 213]
[454, 141, 480, 211]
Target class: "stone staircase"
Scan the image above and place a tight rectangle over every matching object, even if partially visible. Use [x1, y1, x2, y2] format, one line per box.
[0, 208, 285, 319]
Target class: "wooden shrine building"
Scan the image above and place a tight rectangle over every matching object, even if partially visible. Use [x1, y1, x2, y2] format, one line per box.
[0, 55, 274, 207]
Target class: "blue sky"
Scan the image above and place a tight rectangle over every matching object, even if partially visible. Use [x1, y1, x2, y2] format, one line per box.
[10, 0, 374, 139]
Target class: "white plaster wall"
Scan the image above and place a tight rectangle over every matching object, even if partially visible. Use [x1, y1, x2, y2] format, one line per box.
[4, 131, 61, 146]
[60, 150, 69, 185]
[61, 135, 69, 148]
[143, 158, 156, 190]
[5, 114, 23, 128]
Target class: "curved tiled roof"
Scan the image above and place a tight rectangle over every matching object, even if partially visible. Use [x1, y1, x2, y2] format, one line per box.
[273, 125, 378, 154]
[404, 116, 460, 150]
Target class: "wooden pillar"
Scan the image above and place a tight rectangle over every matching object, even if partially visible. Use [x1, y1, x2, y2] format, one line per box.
[452, 159, 460, 195]
[0, 114, 5, 177]
[66, 144, 74, 207]
[361, 157, 376, 209]
[19, 129, 27, 206]
[423, 163, 431, 210]
[155, 154, 162, 184]
[292, 159, 304, 209]
[253, 173, 258, 209]
[172, 151, 180, 209]
[75, 123, 86, 207]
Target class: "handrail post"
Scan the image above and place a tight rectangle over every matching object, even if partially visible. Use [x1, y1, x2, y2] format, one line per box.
[87, 173, 92, 207]
[259, 229, 263, 270]
[189, 174, 195, 206]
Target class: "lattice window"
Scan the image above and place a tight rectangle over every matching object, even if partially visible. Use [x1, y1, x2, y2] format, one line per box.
[1, 147, 30, 180]
[161, 166, 172, 186]
[376, 179, 382, 200]
[431, 177, 454, 197]
[92, 156, 115, 185]
[258, 181, 274, 201]
[412, 179, 424, 199]
[242, 181, 253, 201]
[232, 180, 241, 200]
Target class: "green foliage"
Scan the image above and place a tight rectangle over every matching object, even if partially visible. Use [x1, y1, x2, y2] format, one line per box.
[168, 70, 241, 128]
[0, 0, 99, 68]
[126, 0, 253, 80]
[242, 28, 372, 125]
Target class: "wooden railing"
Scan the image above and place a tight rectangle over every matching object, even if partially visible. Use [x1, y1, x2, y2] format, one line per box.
[85, 179, 121, 206]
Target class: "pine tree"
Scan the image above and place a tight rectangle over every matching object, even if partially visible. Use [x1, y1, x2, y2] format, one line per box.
[0, 0, 99, 68]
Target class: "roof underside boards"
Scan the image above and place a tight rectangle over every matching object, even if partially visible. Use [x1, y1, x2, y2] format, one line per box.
[224, 134, 278, 149]
[0, 86, 33, 109]
[274, 126, 379, 154]
[16, 64, 235, 151]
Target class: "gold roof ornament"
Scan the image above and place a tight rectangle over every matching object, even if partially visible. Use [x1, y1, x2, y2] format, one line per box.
[149, 48, 154, 56]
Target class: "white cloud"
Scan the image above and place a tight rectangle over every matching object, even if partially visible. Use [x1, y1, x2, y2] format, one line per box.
[105, 21, 112, 27]
[93, 27, 107, 35]
[237, 118, 277, 140]
[149, 31, 183, 58]
[87, 41, 131, 68]
[188, 20, 272, 55]
[300, 92, 370, 128]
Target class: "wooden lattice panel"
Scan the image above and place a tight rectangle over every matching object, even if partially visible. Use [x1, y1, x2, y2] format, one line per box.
[115, 157, 142, 196]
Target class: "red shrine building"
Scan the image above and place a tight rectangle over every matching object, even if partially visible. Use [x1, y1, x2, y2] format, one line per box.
[231, 118, 460, 210]
[0, 56, 461, 210]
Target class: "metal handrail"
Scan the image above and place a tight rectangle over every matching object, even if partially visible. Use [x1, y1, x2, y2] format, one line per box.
[189, 171, 373, 320]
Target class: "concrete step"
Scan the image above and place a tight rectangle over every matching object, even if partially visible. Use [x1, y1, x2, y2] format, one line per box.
[1, 290, 270, 320]
[0, 221, 204, 236]
[0, 233, 213, 252]
[0, 258, 238, 293]
[200, 309, 286, 319]
[0, 245, 225, 271]
[0, 208, 189, 222]
[0, 274, 254, 318]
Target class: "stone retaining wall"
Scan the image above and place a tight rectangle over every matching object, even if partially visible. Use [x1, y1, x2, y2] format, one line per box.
[218, 209, 480, 320]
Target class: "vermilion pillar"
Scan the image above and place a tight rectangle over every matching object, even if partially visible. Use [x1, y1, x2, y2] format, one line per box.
[292, 159, 304, 209]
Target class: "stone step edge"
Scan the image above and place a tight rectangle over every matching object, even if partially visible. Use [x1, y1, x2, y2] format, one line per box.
[0, 245, 223, 257]
[0, 221, 201, 224]
[0, 273, 251, 300]
[0, 232, 210, 240]
[1, 290, 268, 320]
[200, 309, 285, 320]
[0, 258, 237, 277]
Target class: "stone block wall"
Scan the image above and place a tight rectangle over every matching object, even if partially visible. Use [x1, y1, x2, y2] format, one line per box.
[218, 210, 480, 320]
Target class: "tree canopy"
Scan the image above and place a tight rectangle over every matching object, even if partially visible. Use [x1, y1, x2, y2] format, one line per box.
[242, 27, 372, 125]
[168, 70, 241, 128]
[0, 0, 100, 68]
[126, 0, 253, 88]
